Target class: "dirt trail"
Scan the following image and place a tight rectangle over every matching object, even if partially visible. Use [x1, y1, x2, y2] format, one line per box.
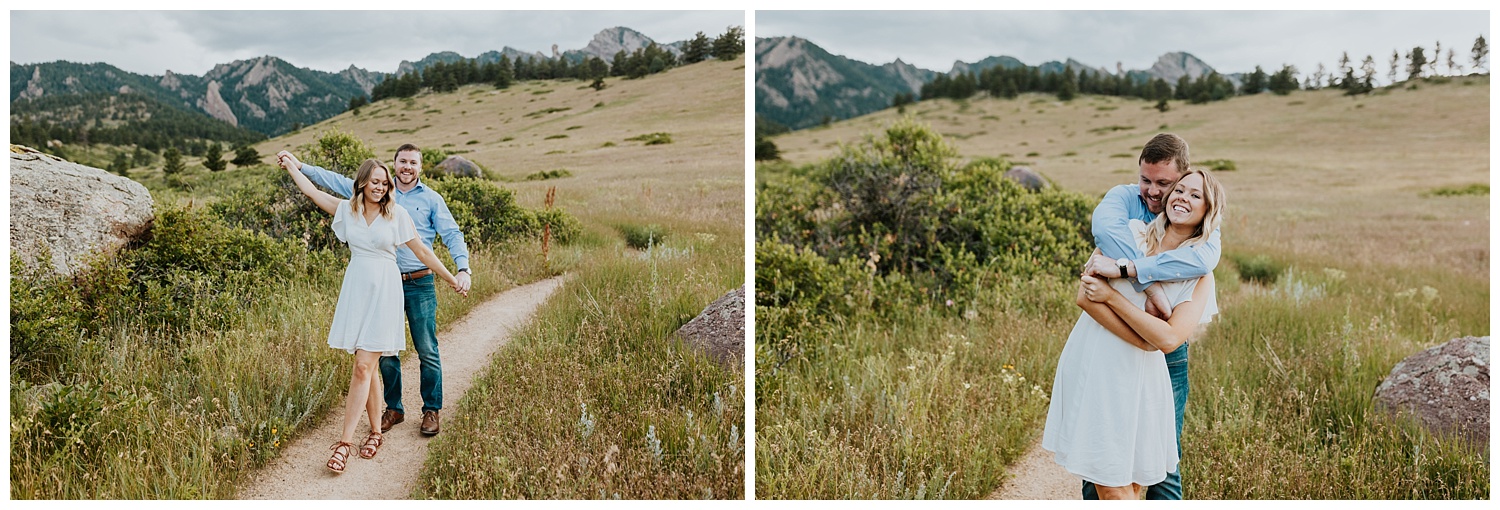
[238, 275, 568, 500]
[988, 437, 1081, 500]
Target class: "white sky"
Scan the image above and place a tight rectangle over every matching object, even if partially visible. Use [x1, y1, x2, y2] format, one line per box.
[10, 10, 746, 76]
[757, 11, 1492, 84]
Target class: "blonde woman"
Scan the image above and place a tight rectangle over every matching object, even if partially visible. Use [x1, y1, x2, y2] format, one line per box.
[1042, 169, 1224, 499]
[279, 156, 462, 473]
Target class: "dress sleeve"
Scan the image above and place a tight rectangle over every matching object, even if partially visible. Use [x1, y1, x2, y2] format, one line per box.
[394, 205, 417, 246]
[331, 200, 350, 243]
[1198, 281, 1219, 325]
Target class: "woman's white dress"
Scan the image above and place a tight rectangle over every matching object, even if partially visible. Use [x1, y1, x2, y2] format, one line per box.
[1041, 219, 1217, 487]
[326, 200, 417, 356]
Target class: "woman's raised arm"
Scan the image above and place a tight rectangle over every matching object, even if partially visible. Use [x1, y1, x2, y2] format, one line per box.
[278, 152, 339, 215]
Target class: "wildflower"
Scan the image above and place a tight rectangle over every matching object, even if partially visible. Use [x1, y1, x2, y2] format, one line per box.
[962, 383, 971, 390]
[271, 428, 277, 435]
[946, 299, 954, 307]
[1421, 286, 1439, 302]
[1003, 363, 1015, 370]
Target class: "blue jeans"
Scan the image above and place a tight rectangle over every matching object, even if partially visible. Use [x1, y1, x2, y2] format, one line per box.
[1083, 342, 1189, 500]
[381, 275, 442, 414]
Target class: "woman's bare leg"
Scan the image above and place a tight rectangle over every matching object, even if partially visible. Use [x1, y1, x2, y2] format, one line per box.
[365, 370, 382, 434]
[340, 349, 382, 443]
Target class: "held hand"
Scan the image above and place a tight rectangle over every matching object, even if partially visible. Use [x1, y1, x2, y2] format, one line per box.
[1145, 287, 1173, 321]
[1079, 274, 1115, 303]
[1083, 253, 1122, 279]
[446, 276, 468, 297]
[455, 271, 473, 295]
[276, 151, 302, 172]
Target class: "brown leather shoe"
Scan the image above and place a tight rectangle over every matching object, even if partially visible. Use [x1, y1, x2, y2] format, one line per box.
[380, 409, 404, 433]
[420, 410, 440, 436]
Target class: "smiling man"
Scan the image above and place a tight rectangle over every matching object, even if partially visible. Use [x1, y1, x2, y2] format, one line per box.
[1076, 132, 1221, 500]
[280, 143, 473, 438]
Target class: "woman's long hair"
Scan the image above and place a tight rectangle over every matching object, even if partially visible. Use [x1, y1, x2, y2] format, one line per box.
[350, 158, 394, 219]
[1142, 169, 1225, 255]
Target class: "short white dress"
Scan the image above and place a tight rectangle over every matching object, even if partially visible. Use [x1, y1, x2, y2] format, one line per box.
[326, 200, 417, 355]
[1041, 219, 1217, 487]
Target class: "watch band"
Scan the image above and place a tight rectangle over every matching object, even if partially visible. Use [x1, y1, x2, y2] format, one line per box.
[457, 268, 471, 274]
[1118, 260, 1129, 279]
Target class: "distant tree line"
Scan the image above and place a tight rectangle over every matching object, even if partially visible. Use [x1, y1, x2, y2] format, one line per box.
[10, 93, 265, 155]
[910, 34, 1489, 108]
[367, 26, 745, 104]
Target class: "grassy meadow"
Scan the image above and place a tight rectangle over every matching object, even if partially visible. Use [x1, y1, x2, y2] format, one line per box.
[755, 75, 1488, 498]
[11, 55, 745, 499]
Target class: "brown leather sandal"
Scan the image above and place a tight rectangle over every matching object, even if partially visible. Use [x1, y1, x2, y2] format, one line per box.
[359, 433, 383, 459]
[327, 441, 353, 473]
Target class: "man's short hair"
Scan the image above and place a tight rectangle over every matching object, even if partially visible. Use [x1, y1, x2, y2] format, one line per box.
[394, 143, 421, 162]
[1139, 133, 1190, 174]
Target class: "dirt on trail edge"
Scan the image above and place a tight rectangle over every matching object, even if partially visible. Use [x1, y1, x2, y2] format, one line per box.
[238, 275, 569, 500]
[988, 437, 1082, 500]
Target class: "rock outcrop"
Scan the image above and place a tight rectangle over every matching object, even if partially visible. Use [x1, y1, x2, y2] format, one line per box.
[1004, 166, 1049, 191]
[672, 286, 745, 369]
[1374, 336, 1489, 444]
[432, 156, 483, 178]
[10, 145, 154, 277]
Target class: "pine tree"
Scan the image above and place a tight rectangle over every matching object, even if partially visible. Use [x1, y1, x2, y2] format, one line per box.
[1447, 48, 1461, 76]
[1359, 55, 1377, 90]
[231, 145, 260, 166]
[683, 31, 711, 64]
[1430, 41, 1442, 76]
[712, 26, 745, 60]
[1311, 63, 1327, 90]
[1241, 65, 1268, 94]
[1389, 49, 1402, 85]
[1056, 66, 1077, 101]
[495, 55, 514, 89]
[162, 147, 184, 176]
[204, 143, 226, 172]
[1407, 46, 1428, 81]
[1472, 35, 1489, 73]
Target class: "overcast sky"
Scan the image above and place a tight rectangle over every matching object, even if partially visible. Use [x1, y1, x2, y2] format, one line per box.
[10, 10, 745, 76]
[757, 11, 1492, 84]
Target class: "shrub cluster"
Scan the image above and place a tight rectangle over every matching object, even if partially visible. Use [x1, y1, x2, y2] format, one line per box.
[1230, 253, 1286, 285]
[524, 169, 573, 181]
[617, 223, 668, 250]
[757, 118, 1093, 303]
[756, 119, 1095, 365]
[11, 206, 312, 382]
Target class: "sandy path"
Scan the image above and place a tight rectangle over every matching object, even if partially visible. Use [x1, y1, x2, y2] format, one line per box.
[238, 275, 568, 499]
[988, 437, 1081, 500]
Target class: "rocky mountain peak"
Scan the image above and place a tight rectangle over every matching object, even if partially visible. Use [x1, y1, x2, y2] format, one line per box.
[581, 26, 655, 59]
[1149, 51, 1215, 82]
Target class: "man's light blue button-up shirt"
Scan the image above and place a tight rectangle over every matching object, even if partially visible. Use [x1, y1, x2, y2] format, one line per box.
[300, 163, 470, 274]
[1092, 183, 1220, 292]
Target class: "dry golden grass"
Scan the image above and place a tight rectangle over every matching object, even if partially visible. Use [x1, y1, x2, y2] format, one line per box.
[258, 57, 745, 226]
[770, 76, 1489, 278]
[757, 76, 1489, 499]
[254, 56, 747, 499]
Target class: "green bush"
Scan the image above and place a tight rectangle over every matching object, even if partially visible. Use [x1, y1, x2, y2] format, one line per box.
[303, 127, 375, 175]
[534, 208, 583, 245]
[626, 132, 672, 145]
[757, 117, 1094, 301]
[1198, 158, 1237, 171]
[421, 147, 448, 170]
[524, 169, 573, 181]
[1425, 184, 1488, 197]
[425, 177, 539, 246]
[618, 223, 668, 249]
[211, 166, 343, 252]
[1231, 253, 1286, 285]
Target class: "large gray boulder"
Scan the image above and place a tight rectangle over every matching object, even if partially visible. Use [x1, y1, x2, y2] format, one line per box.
[10, 145, 154, 276]
[1374, 336, 1489, 444]
[673, 285, 745, 369]
[432, 155, 483, 178]
[1003, 166, 1049, 192]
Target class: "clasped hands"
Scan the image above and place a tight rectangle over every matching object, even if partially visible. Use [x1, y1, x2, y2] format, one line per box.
[1081, 252, 1171, 320]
